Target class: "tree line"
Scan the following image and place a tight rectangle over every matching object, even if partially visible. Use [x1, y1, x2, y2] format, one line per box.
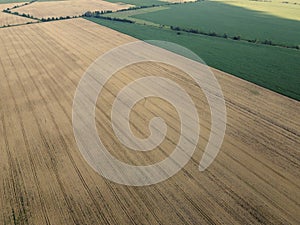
[83, 11, 134, 23]
[170, 26, 299, 50]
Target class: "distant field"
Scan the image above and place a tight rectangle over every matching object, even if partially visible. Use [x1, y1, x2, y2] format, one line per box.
[0, 2, 34, 27]
[105, 7, 168, 26]
[0, 0, 26, 3]
[104, 0, 167, 6]
[132, 1, 300, 46]
[0, 11, 35, 26]
[161, 0, 196, 2]
[0, 0, 62, 3]
[10, 0, 132, 19]
[0, 2, 26, 9]
[213, 0, 300, 21]
[86, 17, 300, 100]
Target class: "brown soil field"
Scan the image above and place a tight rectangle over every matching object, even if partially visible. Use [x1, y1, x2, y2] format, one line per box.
[0, 12, 35, 27]
[0, 18, 299, 225]
[10, 0, 132, 19]
[0, 3, 27, 10]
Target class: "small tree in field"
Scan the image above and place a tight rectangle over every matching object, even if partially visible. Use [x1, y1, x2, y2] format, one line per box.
[84, 11, 92, 17]
[233, 35, 241, 41]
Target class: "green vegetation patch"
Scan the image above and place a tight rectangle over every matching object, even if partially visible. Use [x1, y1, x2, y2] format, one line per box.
[105, 6, 168, 26]
[132, 1, 300, 46]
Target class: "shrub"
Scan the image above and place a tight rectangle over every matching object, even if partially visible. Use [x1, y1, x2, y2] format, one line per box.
[233, 36, 241, 40]
[208, 32, 217, 37]
[84, 11, 92, 17]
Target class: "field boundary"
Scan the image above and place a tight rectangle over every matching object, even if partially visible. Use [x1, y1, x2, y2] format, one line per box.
[85, 1, 300, 50]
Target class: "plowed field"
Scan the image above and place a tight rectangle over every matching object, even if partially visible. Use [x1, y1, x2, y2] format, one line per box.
[0, 18, 299, 225]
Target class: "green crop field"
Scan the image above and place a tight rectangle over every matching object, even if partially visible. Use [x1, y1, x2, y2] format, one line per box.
[131, 1, 300, 46]
[104, 6, 169, 27]
[86, 17, 300, 100]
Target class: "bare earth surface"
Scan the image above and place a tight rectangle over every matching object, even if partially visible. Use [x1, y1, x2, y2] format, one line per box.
[10, 0, 132, 19]
[0, 18, 299, 225]
[0, 3, 27, 10]
[0, 11, 35, 26]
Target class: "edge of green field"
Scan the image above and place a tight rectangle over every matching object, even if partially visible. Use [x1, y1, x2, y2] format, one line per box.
[85, 17, 300, 101]
[104, 0, 168, 6]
